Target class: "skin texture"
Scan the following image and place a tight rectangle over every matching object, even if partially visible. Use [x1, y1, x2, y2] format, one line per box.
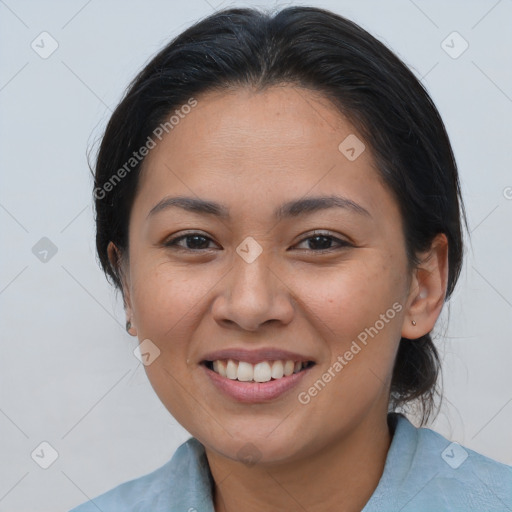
[109, 85, 448, 512]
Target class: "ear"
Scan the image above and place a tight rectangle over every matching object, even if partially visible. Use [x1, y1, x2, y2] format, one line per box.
[401, 233, 449, 340]
[107, 241, 137, 336]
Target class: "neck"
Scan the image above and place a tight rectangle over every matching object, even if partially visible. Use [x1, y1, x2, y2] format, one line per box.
[205, 411, 392, 512]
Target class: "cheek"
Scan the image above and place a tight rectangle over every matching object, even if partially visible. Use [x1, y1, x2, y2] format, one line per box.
[295, 254, 407, 405]
[130, 260, 220, 350]
[128, 261, 212, 421]
[293, 254, 406, 339]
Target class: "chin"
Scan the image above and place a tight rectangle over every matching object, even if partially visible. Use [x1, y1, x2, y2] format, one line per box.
[197, 422, 309, 466]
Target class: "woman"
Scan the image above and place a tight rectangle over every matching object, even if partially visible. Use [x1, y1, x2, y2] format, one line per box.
[70, 6, 511, 511]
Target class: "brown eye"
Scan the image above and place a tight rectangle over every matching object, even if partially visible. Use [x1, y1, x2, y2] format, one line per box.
[294, 232, 352, 252]
[165, 233, 219, 251]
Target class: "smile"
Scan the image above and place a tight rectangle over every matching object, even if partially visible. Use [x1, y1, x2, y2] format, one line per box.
[201, 358, 316, 403]
[204, 358, 315, 382]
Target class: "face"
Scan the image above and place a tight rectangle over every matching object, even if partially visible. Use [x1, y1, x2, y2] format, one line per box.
[118, 85, 417, 464]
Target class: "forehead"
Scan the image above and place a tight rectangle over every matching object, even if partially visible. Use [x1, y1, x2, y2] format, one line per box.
[144, 85, 360, 170]
[135, 85, 396, 224]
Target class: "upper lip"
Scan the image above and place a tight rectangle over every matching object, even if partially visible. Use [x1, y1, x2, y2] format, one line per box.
[200, 348, 315, 365]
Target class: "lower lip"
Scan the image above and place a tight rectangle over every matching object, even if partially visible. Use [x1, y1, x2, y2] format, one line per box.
[202, 364, 312, 403]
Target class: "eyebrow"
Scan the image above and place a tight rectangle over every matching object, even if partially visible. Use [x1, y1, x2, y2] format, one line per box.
[147, 195, 371, 220]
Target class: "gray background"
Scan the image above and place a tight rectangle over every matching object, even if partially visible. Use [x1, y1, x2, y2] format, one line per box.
[0, 0, 511, 510]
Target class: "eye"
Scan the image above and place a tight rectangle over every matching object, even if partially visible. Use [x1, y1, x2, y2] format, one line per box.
[164, 232, 220, 251]
[293, 231, 352, 252]
[163, 231, 352, 253]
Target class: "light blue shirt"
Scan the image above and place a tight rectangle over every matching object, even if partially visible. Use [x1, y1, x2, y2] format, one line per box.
[69, 413, 512, 511]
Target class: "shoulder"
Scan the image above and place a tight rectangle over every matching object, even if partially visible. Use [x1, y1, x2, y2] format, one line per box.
[365, 413, 512, 511]
[414, 416, 512, 482]
[68, 437, 214, 512]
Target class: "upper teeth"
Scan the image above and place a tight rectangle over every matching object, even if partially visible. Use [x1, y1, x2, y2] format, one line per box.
[211, 359, 308, 382]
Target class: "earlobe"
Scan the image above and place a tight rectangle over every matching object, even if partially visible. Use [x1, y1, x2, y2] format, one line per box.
[401, 233, 449, 340]
[126, 319, 137, 337]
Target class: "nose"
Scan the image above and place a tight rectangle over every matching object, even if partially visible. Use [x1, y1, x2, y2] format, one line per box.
[211, 253, 295, 332]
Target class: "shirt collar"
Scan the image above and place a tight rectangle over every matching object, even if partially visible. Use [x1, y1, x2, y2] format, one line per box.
[168, 412, 417, 511]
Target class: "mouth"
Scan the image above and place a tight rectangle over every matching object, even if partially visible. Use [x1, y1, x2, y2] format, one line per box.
[198, 347, 317, 402]
[201, 359, 316, 383]
[200, 354, 316, 403]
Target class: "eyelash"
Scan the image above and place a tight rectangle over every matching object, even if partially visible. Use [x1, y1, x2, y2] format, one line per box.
[163, 231, 352, 253]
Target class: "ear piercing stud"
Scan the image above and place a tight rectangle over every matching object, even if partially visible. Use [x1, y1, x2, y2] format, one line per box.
[411, 320, 417, 326]
[126, 321, 132, 332]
